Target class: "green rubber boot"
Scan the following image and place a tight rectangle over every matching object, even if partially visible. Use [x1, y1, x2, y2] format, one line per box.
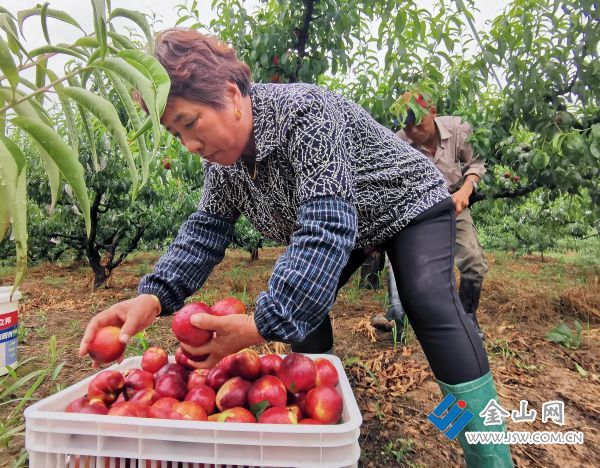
[437, 372, 513, 467]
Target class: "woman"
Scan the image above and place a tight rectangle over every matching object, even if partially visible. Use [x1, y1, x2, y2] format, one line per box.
[79, 29, 511, 467]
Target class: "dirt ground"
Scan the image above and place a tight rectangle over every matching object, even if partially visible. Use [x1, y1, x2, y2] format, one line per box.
[1, 247, 599, 467]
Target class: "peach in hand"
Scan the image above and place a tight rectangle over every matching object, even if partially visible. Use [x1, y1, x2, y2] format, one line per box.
[88, 326, 126, 364]
[211, 297, 245, 316]
[171, 302, 213, 346]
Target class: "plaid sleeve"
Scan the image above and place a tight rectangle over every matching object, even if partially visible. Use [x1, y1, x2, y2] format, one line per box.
[253, 196, 357, 343]
[138, 209, 234, 314]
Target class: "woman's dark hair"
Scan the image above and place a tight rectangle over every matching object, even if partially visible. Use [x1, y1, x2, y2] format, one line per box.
[150, 28, 252, 109]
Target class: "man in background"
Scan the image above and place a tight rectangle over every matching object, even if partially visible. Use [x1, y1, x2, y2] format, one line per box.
[372, 93, 488, 339]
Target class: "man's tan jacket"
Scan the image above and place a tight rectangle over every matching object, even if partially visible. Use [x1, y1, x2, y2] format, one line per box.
[396, 116, 485, 192]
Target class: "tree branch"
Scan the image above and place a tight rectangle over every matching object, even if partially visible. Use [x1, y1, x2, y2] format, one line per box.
[0, 68, 87, 115]
[469, 182, 552, 205]
[48, 233, 86, 242]
[0, 52, 59, 83]
[290, 0, 316, 83]
[106, 224, 146, 271]
[86, 189, 104, 263]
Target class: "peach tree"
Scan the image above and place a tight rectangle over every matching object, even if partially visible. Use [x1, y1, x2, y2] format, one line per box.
[8, 129, 202, 287]
[0, 1, 170, 290]
[178, 0, 598, 247]
[1, 0, 598, 289]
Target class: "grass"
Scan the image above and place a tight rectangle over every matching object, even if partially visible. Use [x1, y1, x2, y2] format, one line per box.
[0, 264, 15, 279]
[16, 324, 30, 345]
[42, 276, 67, 286]
[545, 319, 585, 349]
[67, 319, 82, 336]
[0, 336, 65, 465]
[339, 272, 363, 305]
[134, 261, 152, 277]
[488, 338, 519, 360]
[34, 311, 48, 338]
[382, 437, 415, 464]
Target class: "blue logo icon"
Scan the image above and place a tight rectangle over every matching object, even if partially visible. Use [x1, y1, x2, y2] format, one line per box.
[428, 394, 474, 440]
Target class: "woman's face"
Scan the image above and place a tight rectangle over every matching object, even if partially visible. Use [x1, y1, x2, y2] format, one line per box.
[161, 83, 253, 166]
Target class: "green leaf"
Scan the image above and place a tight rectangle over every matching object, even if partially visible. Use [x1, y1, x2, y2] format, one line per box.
[0, 8, 16, 20]
[27, 45, 87, 60]
[0, 94, 4, 134]
[11, 167, 27, 289]
[0, 87, 52, 126]
[249, 400, 270, 419]
[531, 150, 549, 169]
[0, 35, 18, 96]
[91, 0, 108, 58]
[12, 116, 91, 236]
[129, 116, 152, 141]
[0, 136, 26, 174]
[51, 361, 66, 380]
[551, 132, 566, 155]
[175, 15, 191, 27]
[40, 2, 51, 44]
[35, 57, 47, 105]
[546, 330, 569, 345]
[118, 50, 170, 99]
[109, 8, 153, 52]
[116, 50, 170, 157]
[107, 31, 136, 50]
[61, 87, 139, 197]
[0, 12, 28, 58]
[74, 36, 100, 49]
[590, 140, 600, 159]
[46, 69, 78, 154]
[0, 138, 18, 240]
[17, 6, 83, 35]
[67, 74, 98, 171]
[574, 362, 588, 378]
[108, 72, 150, 186]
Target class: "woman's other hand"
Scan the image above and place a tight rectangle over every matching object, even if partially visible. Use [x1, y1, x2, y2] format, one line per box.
[180, 314, 265, 368]
[79, 294, 161, 367]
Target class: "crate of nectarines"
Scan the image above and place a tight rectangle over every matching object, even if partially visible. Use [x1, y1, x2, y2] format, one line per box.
[25, 300, 362, 468]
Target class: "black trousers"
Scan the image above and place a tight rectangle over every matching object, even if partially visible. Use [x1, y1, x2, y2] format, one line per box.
[291, 198, 490, 384]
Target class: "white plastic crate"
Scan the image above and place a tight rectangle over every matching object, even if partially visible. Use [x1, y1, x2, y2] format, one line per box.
[25, 354, 362, 468]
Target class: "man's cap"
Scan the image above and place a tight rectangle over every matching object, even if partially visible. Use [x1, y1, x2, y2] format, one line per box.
[401, 92, 429, 126]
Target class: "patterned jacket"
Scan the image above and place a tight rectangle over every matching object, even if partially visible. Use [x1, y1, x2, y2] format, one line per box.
[139, 83, 449, 343]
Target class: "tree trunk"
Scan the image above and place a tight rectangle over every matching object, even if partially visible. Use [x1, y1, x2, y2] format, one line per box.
[89, 256, 110, 288]
[86, 190, 106, 288]
[249, 238, 263, 262]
